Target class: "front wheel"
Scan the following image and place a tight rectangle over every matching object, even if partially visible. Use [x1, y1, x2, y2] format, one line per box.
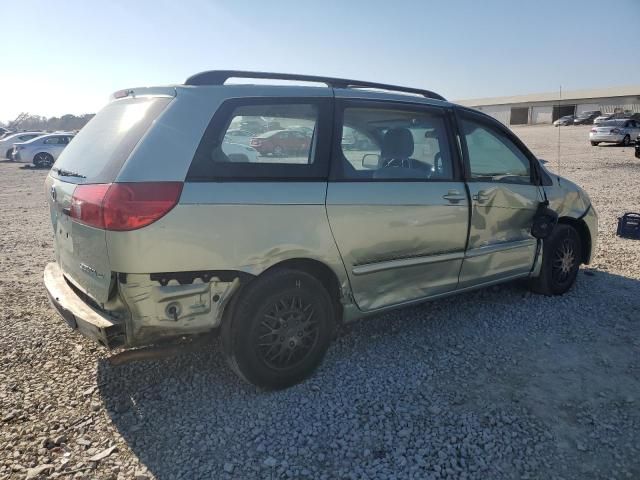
[590, 141, 599, 146]
[530, 224, 582, 296]
[33, 152, 54, 168]
[622, 135, 631, 146]
[221, 268, 335, 389]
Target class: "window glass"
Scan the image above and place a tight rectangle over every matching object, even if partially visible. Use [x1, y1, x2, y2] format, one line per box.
[214, 104, 317, 164]
[44, 137, 61, 144]
[338, 107, 453, 180]
[461, 118, 531, 184]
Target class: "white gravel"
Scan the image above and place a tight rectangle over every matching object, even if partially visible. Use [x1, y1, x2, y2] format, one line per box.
[1, 124, 639, 480]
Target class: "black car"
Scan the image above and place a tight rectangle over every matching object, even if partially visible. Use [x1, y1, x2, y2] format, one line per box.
[573, 110, 602, 125]
[635, 135, 640, 159]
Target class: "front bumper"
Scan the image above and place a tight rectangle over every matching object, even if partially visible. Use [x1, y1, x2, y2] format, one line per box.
[582, 205, 598, 264]
[590, 134, 624, 143]
[44, 262, 124, 348]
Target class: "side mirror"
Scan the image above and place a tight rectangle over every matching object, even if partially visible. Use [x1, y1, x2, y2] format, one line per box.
[362, 153, 380, 169]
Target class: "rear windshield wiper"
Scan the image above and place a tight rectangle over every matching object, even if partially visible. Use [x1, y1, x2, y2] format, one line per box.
[52, 167, 86, 178]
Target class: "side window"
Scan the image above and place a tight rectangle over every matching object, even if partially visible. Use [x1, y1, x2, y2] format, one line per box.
[337, 106, 454, 180]
[461, 117, 531, 184]
[215, 104, 316, 164]
[44, 137, 61, 145]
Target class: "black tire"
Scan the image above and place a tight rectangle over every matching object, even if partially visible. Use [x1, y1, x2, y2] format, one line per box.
[221, 268, 335, 389]
[530, 224, 582, 296]
[622, 135, 631, 146]
[33, 152, 54, 168]
[590, 141, 599, 146]
[273, 144, 284, 156]
[5, 148, 13, 160]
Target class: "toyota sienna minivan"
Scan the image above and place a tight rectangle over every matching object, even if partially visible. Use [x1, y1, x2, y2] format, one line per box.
[44, 71, 597, 389]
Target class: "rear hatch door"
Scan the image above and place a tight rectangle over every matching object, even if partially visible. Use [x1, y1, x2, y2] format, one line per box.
[45, 92, 174, 304]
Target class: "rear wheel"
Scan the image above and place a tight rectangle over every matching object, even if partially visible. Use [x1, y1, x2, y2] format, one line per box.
[273, 145, 284, 156]
[590, 141, 599, 146]
[221, 268, 335, 389]
[33, 152, 54, 168]
[622, 135, 631, 146]
[5, 148, 13, 160]
[530, 224, 582, 296]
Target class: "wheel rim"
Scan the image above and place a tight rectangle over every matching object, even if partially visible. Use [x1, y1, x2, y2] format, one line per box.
[551, 237, 577, 285]
[35, 153, 51, 167]
[274, 145, 283, 156]
[256, 295, 319, 370]
[624, 136, 630, 146]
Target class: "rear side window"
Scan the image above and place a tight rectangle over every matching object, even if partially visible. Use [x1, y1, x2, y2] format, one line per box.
[52, 96, 172, 183]
[188, 98, 332, 181]
[217, 104, 316, 164]
[44, 137, 62, 144]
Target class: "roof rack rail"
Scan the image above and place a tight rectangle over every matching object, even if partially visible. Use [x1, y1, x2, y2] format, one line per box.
[184, 70, 446, 101]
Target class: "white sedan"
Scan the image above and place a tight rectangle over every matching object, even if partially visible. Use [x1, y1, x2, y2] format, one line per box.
[590, 120, 640, 146]
[1, 132, 45, 159]
[12, 133, 74, 167]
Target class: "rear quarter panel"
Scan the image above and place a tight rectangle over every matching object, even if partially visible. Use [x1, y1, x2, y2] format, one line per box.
[105, 182, 350, 291]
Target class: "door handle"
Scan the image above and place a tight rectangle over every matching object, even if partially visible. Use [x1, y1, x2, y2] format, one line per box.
[442, 190, 466, 204]
[473, 190, 490, 203]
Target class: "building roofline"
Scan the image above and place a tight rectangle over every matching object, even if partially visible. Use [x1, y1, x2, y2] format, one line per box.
[455, 85, 640, 107]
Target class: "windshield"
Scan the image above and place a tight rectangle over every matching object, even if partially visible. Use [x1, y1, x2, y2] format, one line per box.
[51, 96, 171, 183]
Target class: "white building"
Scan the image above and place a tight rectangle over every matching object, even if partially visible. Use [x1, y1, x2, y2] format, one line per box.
[456, 85, 640, 125]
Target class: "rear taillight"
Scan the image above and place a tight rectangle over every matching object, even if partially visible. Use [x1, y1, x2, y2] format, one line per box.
[70, 184, 110, 229]
[70, 182, 182, 231]
[591, 128, 597, 132]
[250, 138, 261, 146]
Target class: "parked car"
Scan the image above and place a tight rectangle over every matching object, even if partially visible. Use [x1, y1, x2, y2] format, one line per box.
[250, 129, 311, 156]
[224, 129, 253, 145]
[286, 125, 314, 137]
[573, 110, 601, 125]
[553, 115, 574, 126]
[12, 133, 74, 167]
[220, 141, 260, 162]
[0, 127, 13, 138]
[1, 131, 44, 159]
[43, 71, 597, 389]
[635, 134, 640, 159]
[593, 114, 614, 125]
[589, 119, 640, 146]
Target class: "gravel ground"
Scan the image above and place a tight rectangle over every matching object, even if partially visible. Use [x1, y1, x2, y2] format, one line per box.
[1, 124, 639, 480]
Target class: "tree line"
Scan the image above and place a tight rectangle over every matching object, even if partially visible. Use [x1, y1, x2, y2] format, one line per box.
[2, 113, 95, 132]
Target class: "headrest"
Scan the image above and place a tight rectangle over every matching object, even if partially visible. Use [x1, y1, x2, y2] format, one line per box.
[381, 128, 414, 158]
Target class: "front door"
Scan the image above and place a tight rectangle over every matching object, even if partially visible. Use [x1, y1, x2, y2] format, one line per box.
[456, 109, 543, 288]
[326, 99, 469, 311]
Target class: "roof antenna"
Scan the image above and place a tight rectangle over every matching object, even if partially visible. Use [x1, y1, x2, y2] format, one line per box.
[557, 85, 562, 173]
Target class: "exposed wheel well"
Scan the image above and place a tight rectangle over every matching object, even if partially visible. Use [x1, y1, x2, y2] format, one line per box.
[558, 216, 592, 264]
[262, 258, 344, 324]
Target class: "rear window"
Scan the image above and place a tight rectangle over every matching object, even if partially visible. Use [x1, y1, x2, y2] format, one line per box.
[601, 120, 625, 127]
[52, 96, 171, 183]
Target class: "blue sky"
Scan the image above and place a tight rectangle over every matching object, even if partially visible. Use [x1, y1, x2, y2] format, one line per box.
[1, 0, 638, 122]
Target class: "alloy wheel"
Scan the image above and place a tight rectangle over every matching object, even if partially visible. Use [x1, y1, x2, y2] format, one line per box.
[551, 237, 576, 285]
[256, 295, 319, 370]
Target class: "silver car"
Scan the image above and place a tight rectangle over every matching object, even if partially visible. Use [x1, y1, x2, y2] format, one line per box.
[589, 119, 640, 146]
[43, 71, 598, 389]
[13, 133, 74, 167]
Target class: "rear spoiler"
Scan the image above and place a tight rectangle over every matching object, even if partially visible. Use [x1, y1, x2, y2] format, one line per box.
[110, 86, 177, 101]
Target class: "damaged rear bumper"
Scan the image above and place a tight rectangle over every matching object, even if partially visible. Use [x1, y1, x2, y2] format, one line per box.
[44, 262, 125, 348]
